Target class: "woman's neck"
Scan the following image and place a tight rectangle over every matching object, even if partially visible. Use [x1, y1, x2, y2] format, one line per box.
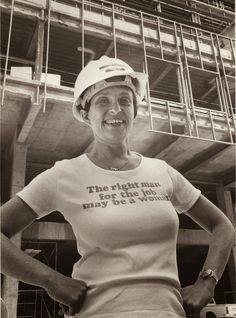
[89, 139, 131, 160]
[86, 139, 140, 171]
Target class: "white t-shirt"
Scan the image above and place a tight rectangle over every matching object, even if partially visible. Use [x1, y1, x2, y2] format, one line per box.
[17, 154, 201, 318]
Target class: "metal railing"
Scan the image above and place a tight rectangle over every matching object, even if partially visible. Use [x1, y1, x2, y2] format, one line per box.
[1, 0, 235, 143]
[16, 241, 59, 318]
[17, 289, 56, 318]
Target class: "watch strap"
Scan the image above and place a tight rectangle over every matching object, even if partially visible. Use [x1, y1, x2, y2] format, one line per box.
[199, 268, 219, 283]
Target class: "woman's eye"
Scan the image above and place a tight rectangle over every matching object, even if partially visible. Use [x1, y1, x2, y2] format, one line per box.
[97, 97, 110, 106]
[119, 98, 132, 106]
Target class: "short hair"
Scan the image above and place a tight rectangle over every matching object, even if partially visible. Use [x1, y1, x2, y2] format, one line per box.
[77, 90, 138, 119]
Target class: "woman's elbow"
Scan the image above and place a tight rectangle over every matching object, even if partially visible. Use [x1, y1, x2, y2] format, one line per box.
[214, 218, 235, 246]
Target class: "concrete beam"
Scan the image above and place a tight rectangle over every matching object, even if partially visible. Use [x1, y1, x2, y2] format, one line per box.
[216, 184, 235, 297]
[225, 180, 236, 189]
[185, 146, 235, 178]
[179, 143, 229, 174]
[216, 183, 235, 224]
[1, 75, 74, 103]
[10, 140, 27, 197]
[2, 134, 27, 318]
[17, 98, 42, 144]
[221, 167, 236, 187]
[155, 136, 214, 167]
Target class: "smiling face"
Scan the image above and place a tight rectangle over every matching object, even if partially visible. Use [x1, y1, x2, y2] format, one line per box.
[84, 86, 134, 144]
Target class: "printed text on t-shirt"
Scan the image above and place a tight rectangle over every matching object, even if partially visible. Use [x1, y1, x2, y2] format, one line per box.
[83, 181, 169, 209]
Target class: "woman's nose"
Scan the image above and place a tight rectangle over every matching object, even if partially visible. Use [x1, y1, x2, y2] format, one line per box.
[108, 101, 121, 115]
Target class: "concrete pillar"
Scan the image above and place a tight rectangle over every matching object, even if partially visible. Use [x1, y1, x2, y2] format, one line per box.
[216, 183, 236, 301]
[2, 134, 27, 318]
[216, 183, 235, 224]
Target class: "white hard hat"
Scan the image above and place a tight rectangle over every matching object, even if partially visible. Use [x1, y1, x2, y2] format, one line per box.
[72, 56, 148, 121]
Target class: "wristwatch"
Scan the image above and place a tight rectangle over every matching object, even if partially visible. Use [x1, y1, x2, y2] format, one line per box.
[199, 268, 219, 284]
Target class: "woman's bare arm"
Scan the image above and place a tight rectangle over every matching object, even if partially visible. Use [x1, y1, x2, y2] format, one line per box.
[1, 196, 87, 316]
[181, 194, 235, 318]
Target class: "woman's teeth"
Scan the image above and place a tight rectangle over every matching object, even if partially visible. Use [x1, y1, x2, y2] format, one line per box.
[104, 119, 124, 126]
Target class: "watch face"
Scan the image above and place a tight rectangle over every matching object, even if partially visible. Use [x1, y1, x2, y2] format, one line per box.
[201, 269, 212, 278]
[200, 269, 218, 283]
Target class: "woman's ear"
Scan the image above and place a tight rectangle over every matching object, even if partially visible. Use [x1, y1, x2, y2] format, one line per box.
[80, 110, 90, 124]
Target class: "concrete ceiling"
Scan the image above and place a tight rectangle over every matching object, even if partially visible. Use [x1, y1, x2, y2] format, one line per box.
[1, 0, 235, 189]
[1, 83, 235, 188]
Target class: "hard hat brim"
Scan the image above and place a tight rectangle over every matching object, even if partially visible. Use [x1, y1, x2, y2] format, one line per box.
[72, 71, 148, 122]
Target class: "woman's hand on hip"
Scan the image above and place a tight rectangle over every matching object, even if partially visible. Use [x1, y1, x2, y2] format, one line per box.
[45, 273, 87, 316]
[181, 277, 216, 318]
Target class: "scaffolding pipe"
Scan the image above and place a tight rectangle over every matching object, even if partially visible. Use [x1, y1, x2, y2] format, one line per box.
[34, 289, 38, 317]
[148, 129, 233, 145]
[226, 74, 235, 80]
[173, 23, 189, 107]
[209, 33, 229, 115]
[224, 112, 234, 143]
[183, 67, 199, 137]
[81, 0, 85, 68]
[146, 54, 180, 66]
[208, 110, 216, 140]
[166, 101, 173, 133]
[188, 65, 218, 75]
[157, 17, 164, 60]
[1, 0, 15, 107]
[215, 34, 236, 132]
[74, 0, 234, 21]
[43, 0, 51, 113]
[215, 76, 223, 112]
[220, 98, 234, 143]
[180, 24, 200, 137]
[176, 68, 184, 103]
[23, 0, 234, 44]
[140, 11, 154, 130]
[229, 38, 235, 64]
[194, 28, 204, 69]
[221, 79, 231, 115]
[112, 3, 117, 58]
[183, 73, 193, 136]
[40, 290, 43, 318]
[173, 22, 185, 104]
[0, 54, 35, 66]
[53, 242, 58, 318]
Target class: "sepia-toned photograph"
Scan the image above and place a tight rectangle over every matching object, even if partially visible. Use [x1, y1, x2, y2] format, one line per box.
[1, 0, 235, 317]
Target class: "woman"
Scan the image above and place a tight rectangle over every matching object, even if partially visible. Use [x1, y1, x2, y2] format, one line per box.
[1, 56, 235, 318]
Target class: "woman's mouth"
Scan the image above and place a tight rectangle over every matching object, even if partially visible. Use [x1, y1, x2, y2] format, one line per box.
[103, 119, 125, 127]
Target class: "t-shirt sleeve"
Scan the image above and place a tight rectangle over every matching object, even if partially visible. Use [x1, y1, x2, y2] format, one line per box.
[166, 163, 201, 214]
[16, 164, 59, 218]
